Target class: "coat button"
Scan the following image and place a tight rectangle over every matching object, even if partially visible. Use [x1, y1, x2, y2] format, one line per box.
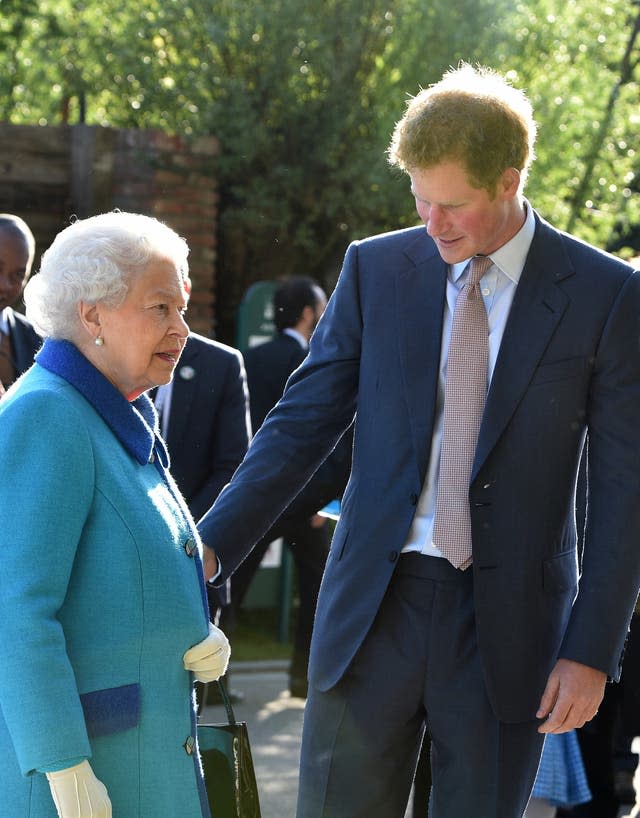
[410, 493, 419, 506]
[184, 538, 197, 557]
[149, 452, 155, 464]
[388, 551, 399, 563]
[183, 735, 196, 755]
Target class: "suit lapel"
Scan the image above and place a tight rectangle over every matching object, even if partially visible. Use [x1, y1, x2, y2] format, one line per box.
[472, 216, 574, 478]
[396, 234, 447, 480]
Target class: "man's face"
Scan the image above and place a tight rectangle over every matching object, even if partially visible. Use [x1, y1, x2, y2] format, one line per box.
[0, 227, 32, 311]
[409, 161, 523, 264]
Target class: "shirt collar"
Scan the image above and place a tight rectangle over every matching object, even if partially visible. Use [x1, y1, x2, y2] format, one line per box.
[36, 338, 169, 469]
[282, 327, 308, 349]
[450, 199, 536, 285]
[0, 308, 10, 335]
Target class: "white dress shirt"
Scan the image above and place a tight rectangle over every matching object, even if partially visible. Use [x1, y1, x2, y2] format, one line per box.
[282, 327, 308, 349]
[0, 307, 10, 336]
[402, 202, 536, 557]
[153, 382, 173, 438]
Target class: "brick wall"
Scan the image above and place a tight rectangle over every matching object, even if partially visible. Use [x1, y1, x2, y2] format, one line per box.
[0, 123, 218, 336]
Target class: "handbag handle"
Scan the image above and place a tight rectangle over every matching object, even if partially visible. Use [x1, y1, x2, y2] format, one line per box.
[216, 679, 237, 726]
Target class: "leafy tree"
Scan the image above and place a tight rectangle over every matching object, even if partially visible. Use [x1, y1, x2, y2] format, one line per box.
[160, 0, 508, 338]
[1, 0, 638, 339]
[0, 0, 43, 120]
[498, 0, 640, 256]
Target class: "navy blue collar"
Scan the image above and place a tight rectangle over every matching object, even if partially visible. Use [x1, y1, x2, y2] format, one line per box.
[36, 338, 169, 470]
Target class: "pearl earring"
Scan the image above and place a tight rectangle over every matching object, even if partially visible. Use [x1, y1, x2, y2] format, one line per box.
[95, 336, 104, 347]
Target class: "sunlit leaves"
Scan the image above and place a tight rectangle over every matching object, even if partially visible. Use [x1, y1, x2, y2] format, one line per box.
[0, 0, 638, 327]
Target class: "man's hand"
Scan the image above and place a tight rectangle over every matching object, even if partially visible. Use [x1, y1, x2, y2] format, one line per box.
[310, 513, 327, 529]
[202, 544, 219, 582]
[537, 658, 606, 733]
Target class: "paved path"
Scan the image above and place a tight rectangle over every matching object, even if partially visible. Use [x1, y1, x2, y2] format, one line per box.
[200, 663, 304, 818]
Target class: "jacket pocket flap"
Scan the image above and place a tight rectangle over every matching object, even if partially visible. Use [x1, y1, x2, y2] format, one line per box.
[80, 683, 141, 738]
[531, 357, 586, 386]
[543, 550, 578, 593]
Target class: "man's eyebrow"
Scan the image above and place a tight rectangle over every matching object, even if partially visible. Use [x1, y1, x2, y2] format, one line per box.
[410, 189, 462, 207]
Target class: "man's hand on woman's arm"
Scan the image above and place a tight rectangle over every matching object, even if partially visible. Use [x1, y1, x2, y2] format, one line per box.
[202, 544, 219, 583]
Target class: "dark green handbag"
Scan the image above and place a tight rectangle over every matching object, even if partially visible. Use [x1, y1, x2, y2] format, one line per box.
[198, 681, 262, 818]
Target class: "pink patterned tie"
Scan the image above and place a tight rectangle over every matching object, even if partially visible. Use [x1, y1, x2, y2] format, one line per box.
[432, 255, 492, 570]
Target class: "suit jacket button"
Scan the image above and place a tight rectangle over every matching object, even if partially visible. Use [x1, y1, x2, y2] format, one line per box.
[184, 538, 197, 557]
[183, 735, 196, 755]
[410, 493, 419, 506]
[388, 551, 399, 563]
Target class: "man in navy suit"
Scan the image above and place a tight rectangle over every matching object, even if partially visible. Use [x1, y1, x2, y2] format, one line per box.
[199, 64, 640, 817]
[0, 214, 41, 392]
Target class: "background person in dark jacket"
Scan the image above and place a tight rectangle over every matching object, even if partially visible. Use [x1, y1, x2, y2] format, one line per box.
[0, 213, 41, 392]
[224, 276, 351, 698]
[156, 331, 252, 522]
[153, 327, 252, 706]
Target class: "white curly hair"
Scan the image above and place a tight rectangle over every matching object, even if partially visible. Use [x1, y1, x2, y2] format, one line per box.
[24, 211, 189, 340]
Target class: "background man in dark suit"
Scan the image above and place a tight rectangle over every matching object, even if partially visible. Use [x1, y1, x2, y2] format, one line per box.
[154, 328, 251, 705]
[225, 277, 349, 698]
[157, 331, 251, 521]
[244, 277, 327, 427]
[198, 64, 640, 818]
[0, 214, 41, 392]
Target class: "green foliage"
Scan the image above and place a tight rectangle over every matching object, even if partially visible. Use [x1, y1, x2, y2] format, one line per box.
[496, 0, 640, 253]
[232, 607, 292, 662]
[1, 0, 638, 336]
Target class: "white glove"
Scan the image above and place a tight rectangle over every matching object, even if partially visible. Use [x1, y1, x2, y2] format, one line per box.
[46, 760, 112, 818]
[183, 622, 231, 682]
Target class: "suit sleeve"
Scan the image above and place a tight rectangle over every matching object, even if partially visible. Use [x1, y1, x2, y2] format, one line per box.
[0, 389, 94, 774]
[198, 241, 363, 577]
[187, 350, 251, 520]
[271, 424, 353, 531]
[560, 270, 640, 678]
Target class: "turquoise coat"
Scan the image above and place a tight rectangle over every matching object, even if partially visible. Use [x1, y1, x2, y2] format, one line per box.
[0, 340, 212, 818]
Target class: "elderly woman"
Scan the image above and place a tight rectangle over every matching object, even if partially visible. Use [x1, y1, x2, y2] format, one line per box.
[0, 212, 230, 818]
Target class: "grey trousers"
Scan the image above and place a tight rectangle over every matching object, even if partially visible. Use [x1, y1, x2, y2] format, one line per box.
[296, 553, 545, 818]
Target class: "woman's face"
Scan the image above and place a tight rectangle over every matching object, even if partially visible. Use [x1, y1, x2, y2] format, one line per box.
[93, 256, 189, 400]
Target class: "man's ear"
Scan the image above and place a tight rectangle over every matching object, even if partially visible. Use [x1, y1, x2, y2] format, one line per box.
[301, 304, 315, 324]
[77, 301, 102, 343]
[500, 167, 522, 200]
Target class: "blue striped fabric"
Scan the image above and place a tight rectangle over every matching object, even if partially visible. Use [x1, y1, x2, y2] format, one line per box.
[531, 731, 592, 807]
